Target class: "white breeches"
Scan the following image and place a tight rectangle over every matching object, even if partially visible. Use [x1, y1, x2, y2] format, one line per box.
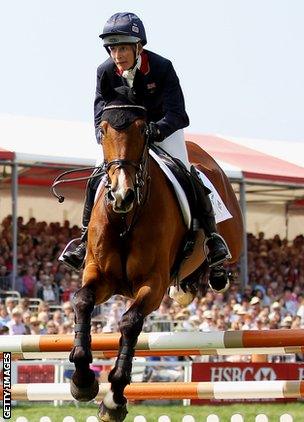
[95, 129, 190, 170]
[155, 129, 190, 171]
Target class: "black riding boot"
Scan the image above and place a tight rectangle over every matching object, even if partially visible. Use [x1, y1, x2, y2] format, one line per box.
[190, 166, 231, 293]
[60, 171, 101, 271]
[190, 166, 230, 267]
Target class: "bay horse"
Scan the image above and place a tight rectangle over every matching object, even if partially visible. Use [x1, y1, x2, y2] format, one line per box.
[68, 73, 243, 421]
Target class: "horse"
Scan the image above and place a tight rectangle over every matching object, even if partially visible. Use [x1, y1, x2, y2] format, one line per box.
[68, 73, 243, 421]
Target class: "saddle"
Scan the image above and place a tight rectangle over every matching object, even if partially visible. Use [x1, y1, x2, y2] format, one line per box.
[150, 145, 210, 226]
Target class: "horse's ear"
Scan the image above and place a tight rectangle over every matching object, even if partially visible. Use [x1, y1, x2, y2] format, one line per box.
[132, 70, 145, 104]
[100, 71, 116, 103]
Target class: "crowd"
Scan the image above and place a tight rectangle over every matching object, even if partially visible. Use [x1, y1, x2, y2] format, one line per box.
[0, 215, 304, 342]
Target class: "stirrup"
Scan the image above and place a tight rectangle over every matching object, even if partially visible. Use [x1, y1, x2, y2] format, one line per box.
[58, 238, 83, 271]
[204, 233, 232, 267]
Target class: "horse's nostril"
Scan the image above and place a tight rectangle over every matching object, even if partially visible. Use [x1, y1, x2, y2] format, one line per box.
[124, 188, 135, 205]
[107, 190, 115, 202]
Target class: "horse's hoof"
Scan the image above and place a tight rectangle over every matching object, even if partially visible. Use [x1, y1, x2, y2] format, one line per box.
[98, 402, 128, 422]
[208, 266, 230, 293]
[169, 286, 194, 306]
[70, 378, 99, 402]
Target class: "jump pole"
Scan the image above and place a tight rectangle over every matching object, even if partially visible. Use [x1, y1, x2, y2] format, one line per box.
[2, 381, 304, 401]
[3, 346, 304, 360]
[1, 329, 304, 353]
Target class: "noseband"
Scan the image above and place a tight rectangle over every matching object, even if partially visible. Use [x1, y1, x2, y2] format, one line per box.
[102, 104, 150, 206]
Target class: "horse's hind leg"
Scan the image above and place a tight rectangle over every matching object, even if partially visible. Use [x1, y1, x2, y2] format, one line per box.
[69, 284, 99, 401]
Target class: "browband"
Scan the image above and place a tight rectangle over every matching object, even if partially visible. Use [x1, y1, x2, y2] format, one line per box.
[103, 105, 147, 111]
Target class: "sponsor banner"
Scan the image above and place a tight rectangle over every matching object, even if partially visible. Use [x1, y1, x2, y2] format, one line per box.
[192, 362, 304, 404]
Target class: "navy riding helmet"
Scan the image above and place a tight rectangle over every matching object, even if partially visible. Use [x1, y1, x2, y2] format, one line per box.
[100, 12, 147, 47]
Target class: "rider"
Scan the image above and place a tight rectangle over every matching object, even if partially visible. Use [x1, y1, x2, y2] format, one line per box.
[60, 12, 230, 285]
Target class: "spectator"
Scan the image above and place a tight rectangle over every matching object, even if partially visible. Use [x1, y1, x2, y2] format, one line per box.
[0, 304, 11, 325]
[37, 275, 58, 303]
[22, 311, 32, 334]
[280, 315, 293, 328]
[67, 278, 81, 302]
[46, 320, 59, 335]
[37, 301, 50, 314]
[29, 316, 43, 335]
[249, 296, 261, 318]
[62, 301, 74, 322]
[283, 287, 298, 316]
[291, 315, 301, 329]
[199, 310, 216, 332]
[0, 324, 10, 335]
[296, 296, 304, 327]
[7, 307, 27, 335]
[37, 311, 49, 333]
[5, 297, 17, 315]
[58, 321, 74, 334]
[0, 265, 11, 290]
[242, 314, 253, 330]
[19, 298, 31, 312]
[21, 266, 36, 297]
[53, 310, 63, 328]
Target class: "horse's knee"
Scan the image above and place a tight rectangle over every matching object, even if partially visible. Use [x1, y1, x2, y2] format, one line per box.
[72, 286, 95, 315]
[119, 309, 144, 339]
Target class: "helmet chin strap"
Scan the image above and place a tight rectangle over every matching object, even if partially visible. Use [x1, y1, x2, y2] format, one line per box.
[121, 44, 142, 87]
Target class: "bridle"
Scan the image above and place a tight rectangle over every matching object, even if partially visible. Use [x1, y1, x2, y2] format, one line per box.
[51, 103, 152, 230]
[102, 104, 150, 207]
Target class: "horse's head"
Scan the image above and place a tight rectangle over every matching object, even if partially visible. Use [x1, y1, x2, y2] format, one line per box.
[99, 72, 149, 214]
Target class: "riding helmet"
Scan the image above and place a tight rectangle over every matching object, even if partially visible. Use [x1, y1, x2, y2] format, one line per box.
[100, 12, 147, 47]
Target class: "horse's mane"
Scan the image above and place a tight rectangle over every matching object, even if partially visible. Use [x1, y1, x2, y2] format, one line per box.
[100, 71, 146, 130]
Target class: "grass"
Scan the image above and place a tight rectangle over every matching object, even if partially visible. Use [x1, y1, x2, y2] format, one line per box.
[8, 402, 304, 422]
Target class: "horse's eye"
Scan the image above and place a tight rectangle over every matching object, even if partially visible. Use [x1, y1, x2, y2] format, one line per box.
[97, 128, 105, 144]
[140, 124, 147, 137]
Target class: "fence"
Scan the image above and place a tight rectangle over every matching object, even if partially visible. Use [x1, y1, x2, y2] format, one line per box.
[0, 414, 295, 422]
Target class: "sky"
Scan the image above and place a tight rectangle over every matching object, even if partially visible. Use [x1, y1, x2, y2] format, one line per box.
[1, 0, 304, 142]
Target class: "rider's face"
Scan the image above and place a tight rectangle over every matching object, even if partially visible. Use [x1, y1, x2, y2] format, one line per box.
[109, 44, 135, 72]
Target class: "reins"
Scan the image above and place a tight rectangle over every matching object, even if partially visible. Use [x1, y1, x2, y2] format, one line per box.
[51, 166, 105, 203]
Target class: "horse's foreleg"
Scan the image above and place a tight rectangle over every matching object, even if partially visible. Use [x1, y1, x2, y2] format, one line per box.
[110, 308, 144, 402]
[98, 306, 144, 421]
[98, 281, 165, 422]
[69, 284, 99, 401]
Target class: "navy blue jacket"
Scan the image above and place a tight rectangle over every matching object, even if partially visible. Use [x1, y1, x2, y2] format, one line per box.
[94, 50, 189, 142]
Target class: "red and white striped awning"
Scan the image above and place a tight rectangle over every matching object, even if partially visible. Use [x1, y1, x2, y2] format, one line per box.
[187, 134, 304, 185]
[0, 146, 14, 160]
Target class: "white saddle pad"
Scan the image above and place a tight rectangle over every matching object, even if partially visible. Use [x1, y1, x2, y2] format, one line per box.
[149, 150, 232, 228]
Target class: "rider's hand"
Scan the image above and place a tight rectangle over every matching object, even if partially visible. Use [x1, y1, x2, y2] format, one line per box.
[147, 122, 164, 143]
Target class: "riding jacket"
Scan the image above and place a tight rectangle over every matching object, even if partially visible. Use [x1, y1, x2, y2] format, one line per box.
[94, 50, 189, 142]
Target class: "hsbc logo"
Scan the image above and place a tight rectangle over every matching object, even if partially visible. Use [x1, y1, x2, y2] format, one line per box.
[210, 366, 277, 382]
[254, 367, 277, 381]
